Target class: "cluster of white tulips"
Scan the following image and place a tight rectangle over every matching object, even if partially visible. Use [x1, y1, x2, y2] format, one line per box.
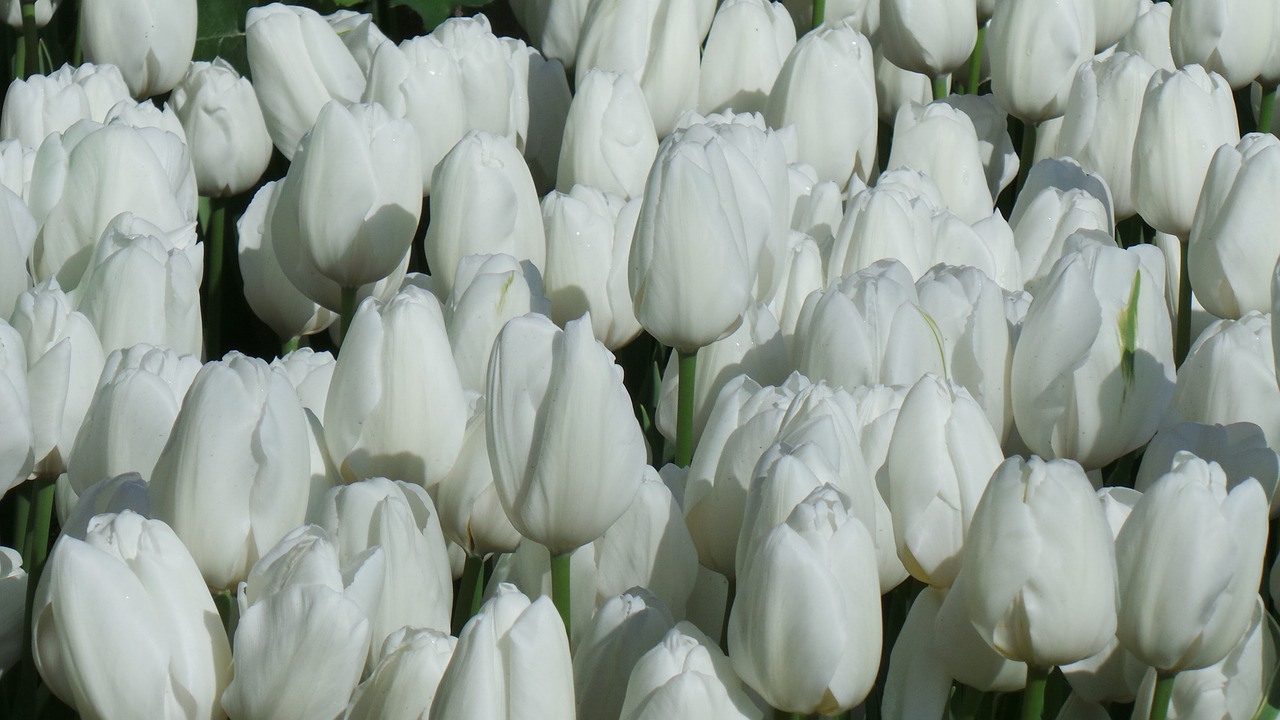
[1, 0, 1280, 718]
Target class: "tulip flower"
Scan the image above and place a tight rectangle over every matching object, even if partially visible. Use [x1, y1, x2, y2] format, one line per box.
[935, 572, 1029, 692]
[699, 0, 796, 116]
[3, 0, 58, 29]
[1189, 134, 1280, 318]
[436, 405, 523, 558]
[0, 546, 24, 677]
[575, 0, 701, 136]
[432, 15, 530, 144]
[0, 187, 34, 320]
[344, 628, 456, 720]
[987, 0, 1096, 124]
[879, 0, 978, 81]
[1132, 65, 1239, 239]
[486, 313, 644, 555]
[1136, 422, 1279, 515]
[32, 511, 231, 719]
[1117, 455, 1268, 675]
[886, 101, 994, 224]
[730, 486, 881, 713]
[1171, 0, 1275, 90]
[445, 253, 550, 392]
[766, 21, 877, 188]
[940, 95, 1021, 202]
[518, 47, 571, 195]
[430, 584, 575, 720]
[1117, 1, 1175, 71]
[170, 59, 272, 197]
[509, 0, 592, 68]
[149, 353, 311, 591]
[0, 321, 32, 499]
[79, 0, 195, 98]
[424, 132, 546, 300]
[875, 53, 933, 127]
[1008, 160, 1114, 291]
[222, 525, 378, 720]
[324, 286, 469, 489]
[620, 622, 765, 720]
[0, 63, 129, 150]
[556, 69, 658, 201]
[1011, 241, 1175, 469]
[245, 3, 364, 159]
[826, 171, 940, 281]
[574, 589, 676, 720]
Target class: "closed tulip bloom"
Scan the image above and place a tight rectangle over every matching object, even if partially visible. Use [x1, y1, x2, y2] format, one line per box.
[1008, 163, 1114, 292]
[64, 344, 199, 500]
[699, 0, 796, 116]
[730, 486, 881, 713]
[31, 123, 195, 290]
[1116, 455, 1268, 672]
[1092, 0, 1141, 51]
[575, 0, 701, 137]
[80, 0, 195, 98]
[0, 64, 113, 150]
[0, 322, 32, 498]
[0, 187, 34, 319]
[766, 21, 877, 189]
[940, 95, 1021, 202]
[32, 511, 231, 719]
[826, 172, 941, 281]
[1168, 312, 1280, 449]
[431, 584, 575, 720]
[237, 181, 336, 341]
[1171, 0, 1275, 90]
[170, 59, 272, 197]
[935, 572, 1029, 692]
[628, 124, 768, 352]
[72, 216, 203, 357]
[436, 406, 523, 557]
[246, 3, 364, 159]
[445, 253, 550, 392]
[875, 53, 933, 127]
[3, 0, 58, 29]
[1189, 135, 1280, 318]
[325, 286, 469, 489]
[0, 546, 24, 676]
[1011, 241, 1175, 469]
[879, 0, 977, 79]
[510, 0, 592, 68]
[434, 15, 530, 144]
[149, 353, 311, 591]
[11, 280, 105, 477]
[223, 525, 378, 720]
[887, 101, 994, 224]
[574, 589, 676, 720]
[345, 627, 456, 720]
[1136, 422, 1279, 514]
[556, 70, 657, 201]
[273, 101, 421, 293]
[425, 131, 545, 300]
[1117, 1, 1175, 71]
[620, 622, 765, 720]
[486, 313, 645, 554]
[988, 0, 1096, 123]
[1132, 65, 1239, 238]
[963, 457, 1118, 667]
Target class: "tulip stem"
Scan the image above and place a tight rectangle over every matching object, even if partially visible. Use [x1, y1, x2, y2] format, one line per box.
[1175, 237, 1191, 367]
[339, 286, 357, 349]
[19, 476, 56, 718]
[550, 551, 572, 640]
[812, 0, 825, 29]
[1016, 120, 1037, 195]
[933, 76, 949, 102]
[1149, 672, 1176, 720]
[719, 577, 736, 654]
[675, 349, 697, 468]
[1021, 665, 1050, 720]
[18, 0, 36, 80]
[214, 589, 239, 645]
[282, 336, 300, 355]
[452, 554, 486, 636]
[1259, 84, 1277, 136]
[967, 24, 986, 94]
[204, 197, 227, 358]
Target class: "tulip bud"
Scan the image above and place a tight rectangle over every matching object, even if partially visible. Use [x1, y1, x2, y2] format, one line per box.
[699, 0, 796, 116]
[988, 0, 1096, 123]
[3, 0, 58, 29]
[0, 63, 127, 150]
[574, 589, 676, 720]
[79, 0, 196, 98]
[425, 131, 546, 300]
[556, 69, 657, 201]
[445, 253, 550, 392]
[886, 101, 994, 224]
[0, 321, 32, 498]
[620, 622, 765, 720]
[149, 353, 311, 590]
[1189, 134, 1280, 318]
[1137, 422, 1279, 514]
[0, 186, 35, 321]
[1116, 455, 1268, 672]
[486, 314, 645, 554]
[1117, 1, 1175, 71]
[940, 95, 1020, 202]
[879, 0, 978, 79]
[0, 546, 24, 676]
[510, 0, 592, 69]
[170, 59, 272, 197]
[324, 286, 469, 489]
[935, 572, 1028, 692]
[1132, 65, 1239, 238]
[1008, 161, 1114, 292]
[766, 21, 877, 189]
[32, 512, 231, 718]
[344, 627, 456, 720]
[436, 405, 523, 557]
[1171, 0, 1275, 90]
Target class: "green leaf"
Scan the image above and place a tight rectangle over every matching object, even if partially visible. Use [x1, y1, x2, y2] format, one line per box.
[193, 0, 258, 77]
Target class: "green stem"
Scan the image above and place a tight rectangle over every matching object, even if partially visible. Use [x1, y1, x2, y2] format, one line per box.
[18, 476, 56, 718]
[213, 590, 239, 645]
[933, 76, 949, 101]
[550, 551, 572, 640]
[1176, 237, 1191, 367]
[719, 577, 736, 655]
[1021, 666, 1050, 720]
[967, 24, 986, 94]
[339, 286, 358, 349]
[19, 0, 36, 80]
[812, 0, 825, 29]
[1259, 84, 1277, 136]
[675, 349, 697, 468]
[1017, 119, 1037, 195]
[204, 197, 227, 358]
[776, 712, 805, 720]
[282, 336, 300, 355]
[1253, 705, 1279, 720]
[452, 554, 485, 636]
[1149, 672, 1176, 720]
[12, 486, 31, 557]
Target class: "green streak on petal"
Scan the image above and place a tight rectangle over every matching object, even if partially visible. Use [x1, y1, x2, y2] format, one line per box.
[1118, 269, 1141, 399]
